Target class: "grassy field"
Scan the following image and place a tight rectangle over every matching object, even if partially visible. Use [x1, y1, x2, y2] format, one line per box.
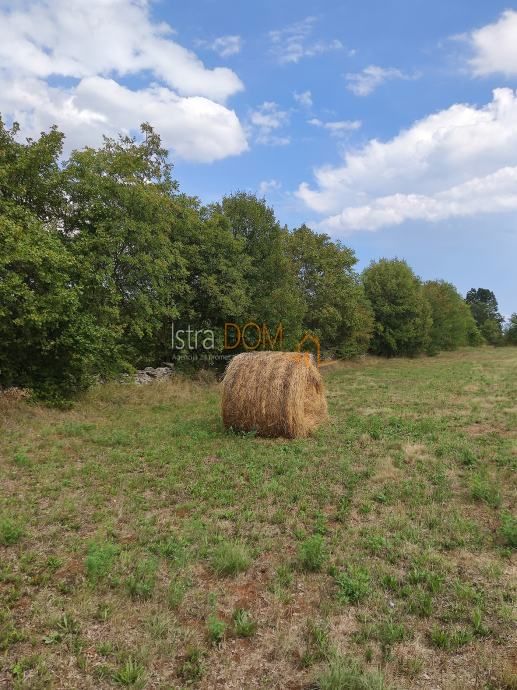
[1, 348, 516, 689]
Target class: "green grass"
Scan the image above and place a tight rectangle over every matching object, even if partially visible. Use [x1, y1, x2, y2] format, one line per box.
[318, 654, 391, 690]
[0, 348, 516, 688]
[334, 565, 371, 604]
[470, 471, 502, 508]
[206, 614, 226, 644]
[112, 657, 146, 687]
[124, 557, 158, 600]
[298, 534, 327, 572]
[429, 626, 473, 650]
[85, 540, 120, 583]
[232, 608, 257, 637]
[499, 512, 517, 548]
[0, 517, 24, 546]
[211, 541, 251, 576]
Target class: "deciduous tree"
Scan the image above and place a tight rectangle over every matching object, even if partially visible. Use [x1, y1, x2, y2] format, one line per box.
[362, 259, 432, 357]
[287, 225, 373, 357]
[424, 281, 482, 352]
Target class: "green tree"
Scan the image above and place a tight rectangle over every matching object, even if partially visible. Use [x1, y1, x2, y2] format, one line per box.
[481, 318, 504, 346]
[362, 259, 432, 357]
[0, 210, 115, 400]
[171, 196, 252, 356]
[423, 281, 482, 352]
[216, 192, 305, 346]
[61, 124, 189, 366]
[0, 118, 118, 399]
[505, 314, 517, 345]
[0, 117, 64, 221]
[465, 288, 504, 339]
[287, 225, 373, 357]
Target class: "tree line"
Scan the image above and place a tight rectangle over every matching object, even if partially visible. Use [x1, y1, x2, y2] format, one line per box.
[0, 121, 514, 401]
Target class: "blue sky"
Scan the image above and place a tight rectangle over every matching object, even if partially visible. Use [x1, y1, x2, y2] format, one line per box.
[1, 0, 516, 315]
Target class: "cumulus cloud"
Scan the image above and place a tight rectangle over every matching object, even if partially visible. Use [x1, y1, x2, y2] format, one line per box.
[269, 17, 343, 64]
[345, 65, 414, 96]
[249, 101, 290, 146]
[0, 0, 248, 162]
[308, 118, 361, 136]
[297, 88, 517, 232]
[322, 167, 517, 232]
[293, 90, 313, 108]
[467, 9, 517, 76]
[258, 179, 282, 195]
[201, 35, 242, 58]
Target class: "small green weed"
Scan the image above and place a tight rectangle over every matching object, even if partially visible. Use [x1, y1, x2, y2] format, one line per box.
[207, 614, 226, 644]
[318, 654, 391, 690]
[232, 609, 257, 637]
[211, 541, 250, 576]
[13, 452, 31, 467]
[334, 566, 371, 604]
[179, 647, 204, 683]
[112, 657, 146, 687]
[429, 626, 473, 650]
[406, 588, 434, 617]
[298, 534, 326, 572]
[471, 473, 502, 508]
[125, 557, 158, 600]
[0, 518, 24, 546]
[85, 541, 119, 583]
[499, 512, 517, 548]
[301, 620, 332, 667]
[167, 576, 189, 609]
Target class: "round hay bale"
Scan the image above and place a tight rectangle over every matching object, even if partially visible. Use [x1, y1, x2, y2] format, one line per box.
[221, 351, 328, 438]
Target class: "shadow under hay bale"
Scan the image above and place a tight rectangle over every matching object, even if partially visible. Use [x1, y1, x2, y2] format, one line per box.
[221, 351, 328, 438]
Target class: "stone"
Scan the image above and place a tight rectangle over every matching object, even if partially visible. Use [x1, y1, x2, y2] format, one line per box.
[134, 365, 174, 384]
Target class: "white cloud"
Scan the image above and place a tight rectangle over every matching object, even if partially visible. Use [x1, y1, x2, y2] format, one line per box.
[294, 90, 313, 108]
[0, 0, 243, 101]
[345, 65, 414, 96]
[249, 101, 290, 146]
[269, 17, 343, 64]
[297, 88, 517, 232]
[203, 35, 242, 58]
[308, 117, 361, 136]
[0, 0, 248, 162]
[258, 179, 282, 195]
[322, 167, 517, 232]
[250, 102, 289, 130]
[467, 10, 517, 76]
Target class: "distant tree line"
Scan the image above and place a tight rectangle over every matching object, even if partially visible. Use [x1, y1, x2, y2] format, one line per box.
[0, 120, 513, 401]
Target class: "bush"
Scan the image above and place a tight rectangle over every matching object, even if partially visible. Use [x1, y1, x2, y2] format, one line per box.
[481, 319, 504, 346]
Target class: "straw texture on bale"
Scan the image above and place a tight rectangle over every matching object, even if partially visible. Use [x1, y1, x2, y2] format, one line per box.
[221, 351, 328, 438]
